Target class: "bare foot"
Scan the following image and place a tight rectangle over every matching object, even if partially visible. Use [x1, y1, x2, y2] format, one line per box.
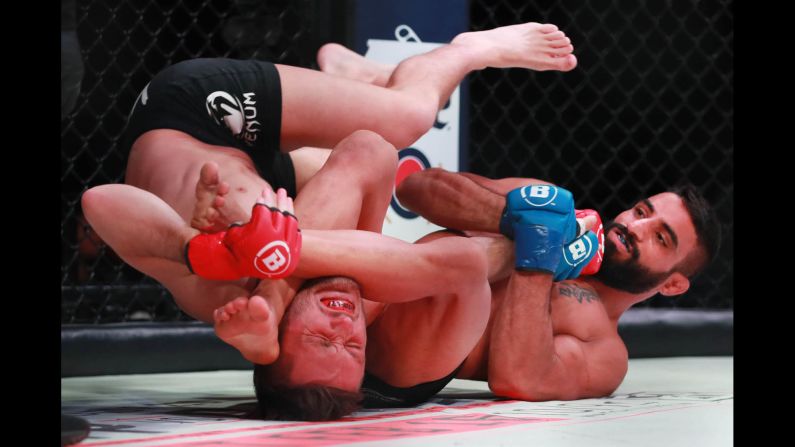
[191, 162, 248, 232]
[317, 43, 396, 86]
[214, 296, 280, 365]
[452, 22, 577, 72]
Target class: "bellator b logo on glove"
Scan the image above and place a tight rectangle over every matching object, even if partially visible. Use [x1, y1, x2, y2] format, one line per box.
[185, 202, 302, 281]
[254, 240, 292, 276]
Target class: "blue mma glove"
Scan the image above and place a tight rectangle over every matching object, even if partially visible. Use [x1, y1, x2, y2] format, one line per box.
[554, 231, 600, 281]
[499, 185, 578, 242]
[509, 185, 578, 273]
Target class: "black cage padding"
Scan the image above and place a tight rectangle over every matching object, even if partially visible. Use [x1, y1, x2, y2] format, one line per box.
[61, 309, 732, 377]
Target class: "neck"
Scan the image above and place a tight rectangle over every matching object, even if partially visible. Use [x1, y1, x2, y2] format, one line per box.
[584, 277, 659, 322]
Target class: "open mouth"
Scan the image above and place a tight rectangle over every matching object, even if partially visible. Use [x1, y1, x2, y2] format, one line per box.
[612, 227, 632, 254]
[615, 228, 632, 254]
[320, 297, 356, 315]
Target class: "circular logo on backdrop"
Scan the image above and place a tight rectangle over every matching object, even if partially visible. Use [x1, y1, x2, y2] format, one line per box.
[391, 148, 431, 219]
[206, 91, 245, 136]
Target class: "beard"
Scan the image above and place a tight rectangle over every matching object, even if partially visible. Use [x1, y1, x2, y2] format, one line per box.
[594, 221, 671, 294]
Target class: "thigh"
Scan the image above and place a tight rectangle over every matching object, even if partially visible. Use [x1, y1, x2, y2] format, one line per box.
[277, 64, 429, 151]
[288, 146, 332, 194]
[126, 129, 272, 222]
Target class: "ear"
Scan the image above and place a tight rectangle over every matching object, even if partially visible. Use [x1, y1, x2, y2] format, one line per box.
[658, 272, 690, 296]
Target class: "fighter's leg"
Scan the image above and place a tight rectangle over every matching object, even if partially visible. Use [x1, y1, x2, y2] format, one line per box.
[126, 129, 270, 226]
[279, 22, 576, 151]
[362, 232, 492, 387]
[293, 130, 397, 232]
[316, 43, 394, 87]
[80, 183, 253, 323]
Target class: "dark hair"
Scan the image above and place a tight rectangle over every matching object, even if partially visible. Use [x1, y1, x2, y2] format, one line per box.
[252, 363, 363, 421]
[671, 183, 722, 277]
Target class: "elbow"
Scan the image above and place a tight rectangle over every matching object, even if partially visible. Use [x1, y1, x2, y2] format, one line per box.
[489, 378, 539, 401]
[488, 375, 579, 402]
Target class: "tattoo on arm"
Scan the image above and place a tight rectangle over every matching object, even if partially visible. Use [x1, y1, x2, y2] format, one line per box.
[557, 283, 600, 304]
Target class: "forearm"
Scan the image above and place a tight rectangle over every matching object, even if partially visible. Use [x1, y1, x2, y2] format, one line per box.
[296, 229, 485, 303]
[396, 168, 504, 232]
[82, 184, 198, 268]
[488, 271, 558, 398]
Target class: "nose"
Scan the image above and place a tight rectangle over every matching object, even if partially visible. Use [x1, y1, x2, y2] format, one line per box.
[329, 314, 355, 336]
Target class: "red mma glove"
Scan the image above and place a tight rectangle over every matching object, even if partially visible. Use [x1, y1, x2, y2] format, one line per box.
[185, 203, 302, 280]
[575, 209, 604, 276]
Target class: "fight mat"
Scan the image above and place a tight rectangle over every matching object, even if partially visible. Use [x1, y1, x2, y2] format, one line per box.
[62, 356, 732, 446]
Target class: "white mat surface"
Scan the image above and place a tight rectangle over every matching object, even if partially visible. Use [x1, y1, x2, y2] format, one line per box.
[61, 356, 732, 446]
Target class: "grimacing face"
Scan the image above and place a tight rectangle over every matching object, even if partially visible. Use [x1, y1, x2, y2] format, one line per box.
[595, 192, 698, 295]
[267, 277, 367, 392]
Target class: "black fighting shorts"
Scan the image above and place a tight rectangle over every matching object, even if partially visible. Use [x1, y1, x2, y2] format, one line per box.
[122, 58, 295, 197]
[361, 364, 464, 408]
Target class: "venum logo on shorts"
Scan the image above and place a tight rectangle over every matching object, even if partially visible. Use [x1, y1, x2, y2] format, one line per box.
[254, 241, 291, 277]
[206, 91, 261, 146]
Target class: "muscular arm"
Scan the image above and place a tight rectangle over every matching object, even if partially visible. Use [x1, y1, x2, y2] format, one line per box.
[395, 168, 551, 232]
[488, 273, 627, 401]
[296, 230, 487, 304]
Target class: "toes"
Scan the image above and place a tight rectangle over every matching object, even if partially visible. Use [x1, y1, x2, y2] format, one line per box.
[549, 44, 574, 55]
[199, 162, 220, 186]
[224, 300, 240, 314]
[248, 295, 272, 321]
[212, 196, 225, 209]
[217, 181, 230, 196]
[557, 54, 577, 72]
[214, 308, 229, 322]
[544, 30, 566, 41]
[539, 54, 577, 72]
[232, 297, 248, 311]
[538, 24, 559, 33]
[549, 37, 571, 48]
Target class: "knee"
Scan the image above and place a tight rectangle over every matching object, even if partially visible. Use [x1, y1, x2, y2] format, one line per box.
[335, 130, 398, 178]
[81, 184, 126, 226]
[80, 185, 108, 220]
[390, 101, 437, 149]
